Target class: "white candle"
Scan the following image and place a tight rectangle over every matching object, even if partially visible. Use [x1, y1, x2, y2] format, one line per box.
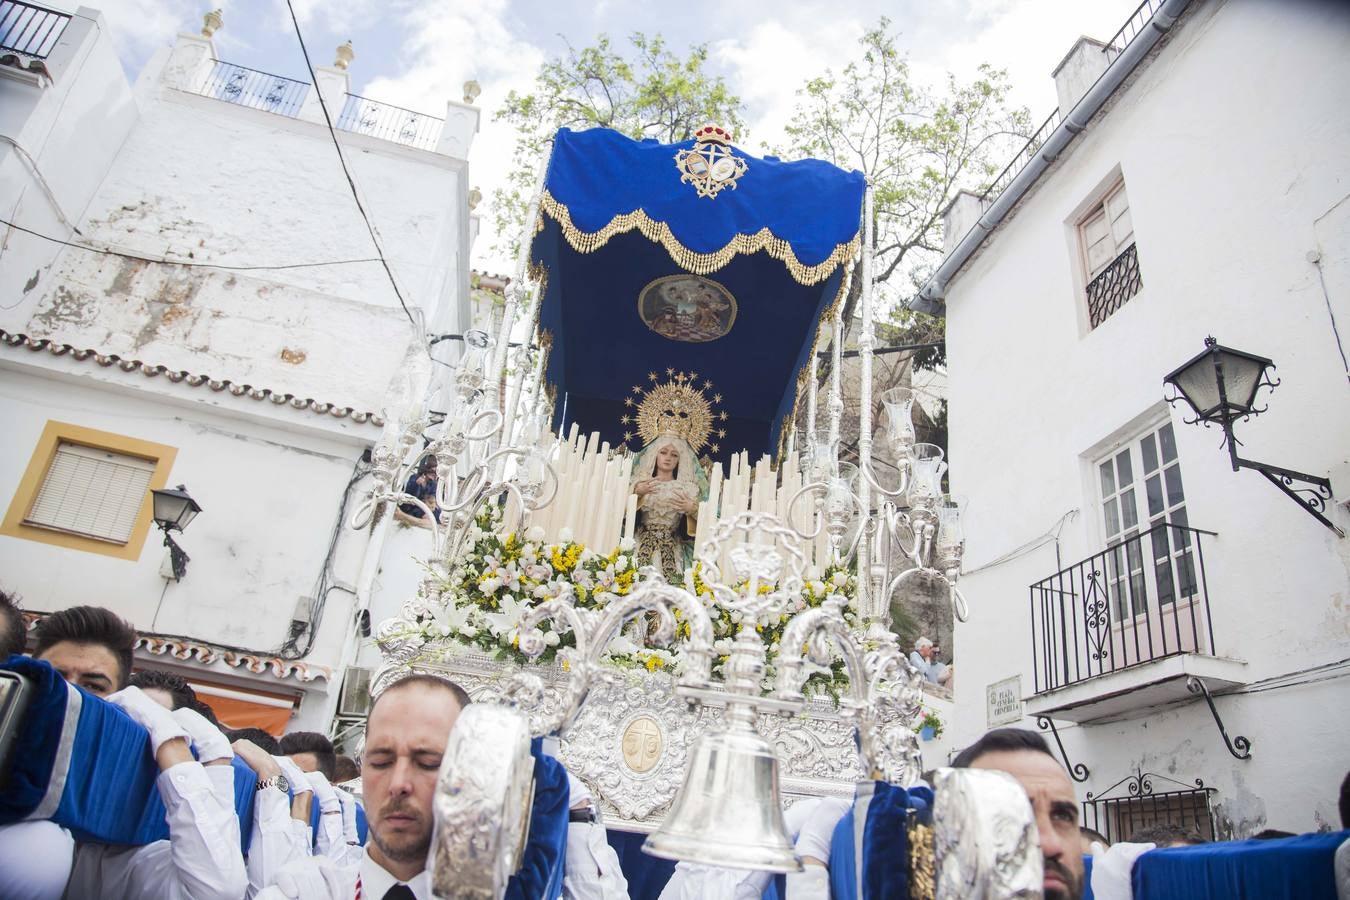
[624, 493, 638, 543]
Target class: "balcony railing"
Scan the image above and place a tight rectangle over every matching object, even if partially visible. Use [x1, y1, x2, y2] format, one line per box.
[1029, 522, 1216, 694]
[0, 0, 69, 59]
[336, 93, 443, 151]
[1086, 242, 1142, 328]
[977, 0, 1172, 211]
[980, 108, 1062, 205]
[198, 60, 310, 118]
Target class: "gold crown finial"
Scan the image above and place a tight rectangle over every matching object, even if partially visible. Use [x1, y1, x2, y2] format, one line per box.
[622, 371, 728, 454]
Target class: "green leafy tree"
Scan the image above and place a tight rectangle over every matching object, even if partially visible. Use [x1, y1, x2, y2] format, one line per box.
[787, 19, 1029, 478]
[493, 34, 745, 258]
[781, 18, 1031, 320]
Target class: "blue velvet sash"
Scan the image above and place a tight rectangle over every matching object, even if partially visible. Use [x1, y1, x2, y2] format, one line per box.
[825, 780, 934, 900]
[1132, 829, 1349, 899]
[0, 656, 256, 850]
[502, 737, 570, 900]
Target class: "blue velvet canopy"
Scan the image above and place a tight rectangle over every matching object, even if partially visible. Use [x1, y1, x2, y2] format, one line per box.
[531, 127, 865, 462]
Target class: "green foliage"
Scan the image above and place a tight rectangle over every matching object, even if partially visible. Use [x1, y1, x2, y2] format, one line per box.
[916, 709, 944, 738]
[493, 33, 745, 258]
[780, 18, 1031, 347]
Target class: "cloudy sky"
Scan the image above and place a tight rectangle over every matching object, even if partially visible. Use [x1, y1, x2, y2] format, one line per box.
[51, 0, 1144, 271]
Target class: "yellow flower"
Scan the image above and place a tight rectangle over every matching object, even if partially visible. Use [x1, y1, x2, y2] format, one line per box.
[644, 655, 660, 672]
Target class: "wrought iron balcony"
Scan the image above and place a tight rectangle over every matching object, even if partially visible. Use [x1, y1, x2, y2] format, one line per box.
[336, 93, 444, 151]
[197, 60, 310, 119]
[0, 0, 68, 59]
[1086, 242, 1142, 328]
[1029, 521, 1217, 696]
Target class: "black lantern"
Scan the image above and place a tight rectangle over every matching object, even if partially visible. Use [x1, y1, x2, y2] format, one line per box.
[1163, 337, 1276, 425]
[151, 485, 201, 533]
[1164, 338, 1340, 536]
[150, 485, 201, 579]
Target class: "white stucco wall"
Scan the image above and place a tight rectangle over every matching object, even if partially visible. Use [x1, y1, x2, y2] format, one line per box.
[941, 0, 1350, 836]
[0, 365, 373, 722]
[0, 7, 138, 309]
[0, 13, 476, 730]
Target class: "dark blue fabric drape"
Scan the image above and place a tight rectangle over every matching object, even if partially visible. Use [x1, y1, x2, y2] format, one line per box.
[504, 738, 571, 900]
[1132, 830, 1348, 899]
[531, 128, 864, 464]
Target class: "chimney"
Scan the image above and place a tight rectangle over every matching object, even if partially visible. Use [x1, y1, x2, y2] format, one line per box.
[941, 191, 986, 258]
[1052, 36, 1114, 114]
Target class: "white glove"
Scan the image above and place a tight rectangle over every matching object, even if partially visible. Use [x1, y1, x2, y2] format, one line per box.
[107, 686, 190, 755]
[267, 857, 347, 900]
[1090, 841, 1156, 900]
[171, 707, 233, 763]
[338, 790, 360, 845]
[793, 797, 851, 864]
[307, 771, 340, 810]
[274, 756, 313, 794]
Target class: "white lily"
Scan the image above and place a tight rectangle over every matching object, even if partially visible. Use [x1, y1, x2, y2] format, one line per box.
[484, 594, 528, 640]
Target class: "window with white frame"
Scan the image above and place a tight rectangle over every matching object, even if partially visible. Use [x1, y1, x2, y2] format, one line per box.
[1095, 421, 1197, 620]
[1080, 180, 1142, 328]
[24, 442, 157, 544]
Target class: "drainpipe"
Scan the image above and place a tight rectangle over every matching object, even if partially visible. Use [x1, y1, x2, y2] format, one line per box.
[910, 0, 1193, 314]
[332, 501, 393, 701]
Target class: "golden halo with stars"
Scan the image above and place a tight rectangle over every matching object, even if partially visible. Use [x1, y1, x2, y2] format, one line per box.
[620, 368, 730, 454]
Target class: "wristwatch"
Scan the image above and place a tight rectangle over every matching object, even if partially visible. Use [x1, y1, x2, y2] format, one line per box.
[257, 773, 290, 794]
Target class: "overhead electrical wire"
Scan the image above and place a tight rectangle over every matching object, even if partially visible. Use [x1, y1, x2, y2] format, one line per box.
[0, 215, 383, 272]
[282, 0, 423, 338]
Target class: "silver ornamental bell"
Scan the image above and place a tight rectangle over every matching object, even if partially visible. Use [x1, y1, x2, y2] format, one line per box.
[642, 716, 802, 872]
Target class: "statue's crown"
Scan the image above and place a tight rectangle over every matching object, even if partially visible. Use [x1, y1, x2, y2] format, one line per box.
[621, 369, 729, 455]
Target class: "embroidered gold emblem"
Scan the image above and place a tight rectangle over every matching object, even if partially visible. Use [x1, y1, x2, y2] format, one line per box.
[675, 125, 748, 200]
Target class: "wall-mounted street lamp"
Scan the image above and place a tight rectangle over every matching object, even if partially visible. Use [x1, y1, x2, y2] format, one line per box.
[151, 485, 202, 580]
[1164, 336, 1342, 536]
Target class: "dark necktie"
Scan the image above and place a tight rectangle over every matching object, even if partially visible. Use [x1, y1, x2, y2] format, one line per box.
[382, 886, 416, 900]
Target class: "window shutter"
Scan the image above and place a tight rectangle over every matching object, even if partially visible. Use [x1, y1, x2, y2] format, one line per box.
[25, 443, 157, 543]
[1105, 184, 1133, 248]
[1083, 208, 1114, 276]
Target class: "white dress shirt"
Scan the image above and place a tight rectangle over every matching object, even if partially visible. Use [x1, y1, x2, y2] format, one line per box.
[246, 784, 315, 898]
[255, 848, 431, 900]
[63, 761, 247, 900]
[0, 820, 74, 900]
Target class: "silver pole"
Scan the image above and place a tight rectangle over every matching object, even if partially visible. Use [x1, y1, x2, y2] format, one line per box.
[489, 143, 553, 448]
[857, 182, 884, 634]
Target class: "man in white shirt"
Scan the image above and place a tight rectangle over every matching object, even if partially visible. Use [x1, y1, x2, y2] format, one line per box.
[5, 605, 246, 900]
[64, 685, 249, 900]
[257, 674, 469, 900]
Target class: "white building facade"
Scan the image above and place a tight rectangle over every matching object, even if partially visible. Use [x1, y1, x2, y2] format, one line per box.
[0, 5, 479, 733]
[930, 0, 1350, 838]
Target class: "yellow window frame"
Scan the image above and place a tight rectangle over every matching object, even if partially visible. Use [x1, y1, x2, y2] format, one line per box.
[1, 420, 178, 560]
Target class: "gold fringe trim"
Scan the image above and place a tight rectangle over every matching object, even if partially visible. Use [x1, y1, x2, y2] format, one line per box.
[536, 190, 859, 287]
[776, 260, 853, 462]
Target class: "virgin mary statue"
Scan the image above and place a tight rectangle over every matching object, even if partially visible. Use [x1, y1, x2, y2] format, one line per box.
[629, 433, 709, 581]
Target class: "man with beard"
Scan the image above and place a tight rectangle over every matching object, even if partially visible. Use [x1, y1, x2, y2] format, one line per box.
[952, 728, 1085, 900]
[257, 674, 470, 899]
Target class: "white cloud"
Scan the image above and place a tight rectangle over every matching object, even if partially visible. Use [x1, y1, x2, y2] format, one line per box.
[712, 17, 866, 155]
[47, 0, 207, 62]
[348, 0, 546, 274]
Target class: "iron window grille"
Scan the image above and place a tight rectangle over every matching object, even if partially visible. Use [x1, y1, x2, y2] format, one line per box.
[1087, 242, 1143, 328]
[1082, 770, 1218, 844]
